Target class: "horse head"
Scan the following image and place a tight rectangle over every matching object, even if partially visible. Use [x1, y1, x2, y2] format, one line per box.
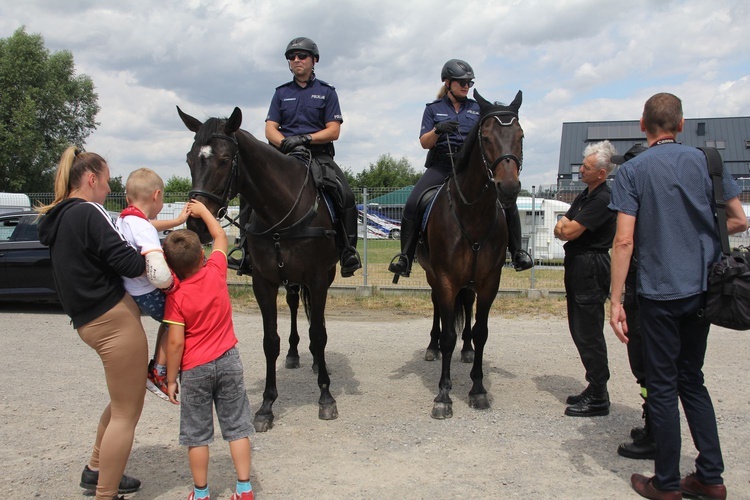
[473, 89, 523, 207]
[177, 106, 242, 243]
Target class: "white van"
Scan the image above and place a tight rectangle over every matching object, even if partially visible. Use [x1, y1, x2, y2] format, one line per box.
[0, 193, 32, 214]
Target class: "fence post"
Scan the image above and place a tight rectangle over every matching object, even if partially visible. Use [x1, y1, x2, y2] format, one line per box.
[530, 185, 537, 290]
[362, 187, 368, 286]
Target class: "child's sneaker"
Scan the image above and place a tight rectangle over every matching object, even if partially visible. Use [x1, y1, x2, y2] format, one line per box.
[230, 492, 254, 500]
[146, 359, 170, 401]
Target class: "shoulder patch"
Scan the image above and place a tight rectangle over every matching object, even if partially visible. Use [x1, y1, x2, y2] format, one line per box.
[276, 80, 294, 90]
[426, 98, 441, 106]
[317, 79, 335, 90]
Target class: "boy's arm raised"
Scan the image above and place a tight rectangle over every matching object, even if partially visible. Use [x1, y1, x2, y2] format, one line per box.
[188, 200, 228, 255]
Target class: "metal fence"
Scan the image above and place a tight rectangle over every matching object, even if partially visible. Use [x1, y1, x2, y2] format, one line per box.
[26, 187, 750, 294]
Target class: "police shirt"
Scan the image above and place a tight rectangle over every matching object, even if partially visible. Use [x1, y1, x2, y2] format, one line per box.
[266, 76, 343, 137]
[563, 183, 616, 255]
[420, 95, 480, 153]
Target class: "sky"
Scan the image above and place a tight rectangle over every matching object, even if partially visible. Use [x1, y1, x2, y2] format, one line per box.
[2, 0, 750, 190]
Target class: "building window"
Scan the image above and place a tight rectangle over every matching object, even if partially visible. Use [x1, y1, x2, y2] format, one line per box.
[706, 141, 715, 147]
[716, 140, 726, 149]
[525, 211, 544, 225]
[697, 122, 706, 136]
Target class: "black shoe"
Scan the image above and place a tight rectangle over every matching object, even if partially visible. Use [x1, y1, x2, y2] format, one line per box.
[80, 465, 141, 494]
[617, 434, 656, 460]
[565, 391, 610, 417]
[512, 250, 533, 271]
[388, 254, 411, 277]
[340, 248, 362, 278]
[630, 424, 647, 442]
[566, 385, 593, 405]
[227, 247, 252, 275]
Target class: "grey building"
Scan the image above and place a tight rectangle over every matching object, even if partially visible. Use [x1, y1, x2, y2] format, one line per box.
[557, 117, 750, 203]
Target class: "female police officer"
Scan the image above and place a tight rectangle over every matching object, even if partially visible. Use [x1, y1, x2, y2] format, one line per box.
[389, 59, 532, 278]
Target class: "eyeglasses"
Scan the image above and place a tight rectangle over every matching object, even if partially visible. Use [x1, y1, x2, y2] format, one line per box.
[286, 52, 310, 61]
[453, 79, 474, 88]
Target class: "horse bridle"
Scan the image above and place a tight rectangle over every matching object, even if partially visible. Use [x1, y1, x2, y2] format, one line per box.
[188, 132, 240, 220]
[448, 109, 522, 206]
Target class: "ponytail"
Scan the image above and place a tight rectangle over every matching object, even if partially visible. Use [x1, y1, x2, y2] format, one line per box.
[37, 146, 107, 214]
[436, 84, 448, 99]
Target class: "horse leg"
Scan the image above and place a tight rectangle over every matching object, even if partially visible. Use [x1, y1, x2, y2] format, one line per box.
[460, 289, 475, 363]
[424, 291, 441, 361]
[307, 283, 338, 421]
[432, 288, 458, 419]
[253, 277, 281, 432]
[284, 284, 301, 369]
[468, 289, 494, 410]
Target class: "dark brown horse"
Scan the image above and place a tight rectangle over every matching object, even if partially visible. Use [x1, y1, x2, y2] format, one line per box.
[418, 89, 523, 419]
[177, 106, 339, 432]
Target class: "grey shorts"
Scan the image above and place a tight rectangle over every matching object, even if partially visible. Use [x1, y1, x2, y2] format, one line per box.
[178, 347, 254, 446]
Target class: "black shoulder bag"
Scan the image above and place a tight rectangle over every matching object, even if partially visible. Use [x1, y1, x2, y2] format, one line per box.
[700, 146, 750, 330]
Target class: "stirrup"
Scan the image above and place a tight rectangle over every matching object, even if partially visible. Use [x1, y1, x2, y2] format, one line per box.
[340, 248, 362, 278]
[512, 249, 533, 272]
[388, 254, 411, 283]
[227, 246, 252, 276]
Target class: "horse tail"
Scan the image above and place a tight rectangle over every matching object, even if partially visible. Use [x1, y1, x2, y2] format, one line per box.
[454, 289, 468, 335]
[299, 285, 312, 322]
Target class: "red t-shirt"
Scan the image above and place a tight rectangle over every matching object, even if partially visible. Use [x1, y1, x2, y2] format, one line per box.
[164, 250, 237, 371]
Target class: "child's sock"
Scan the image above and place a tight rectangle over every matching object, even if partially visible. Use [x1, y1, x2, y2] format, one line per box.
[236, 480, 252, 494]
[193, 484, 210, 499]
[154, 363, 167, 376]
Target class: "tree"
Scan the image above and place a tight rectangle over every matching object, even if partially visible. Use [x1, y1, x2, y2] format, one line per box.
[109, 175, 125, 193]
[351, 154, 421, 189]
[0, 27, 99, 193]
[164, 175, 192, 202]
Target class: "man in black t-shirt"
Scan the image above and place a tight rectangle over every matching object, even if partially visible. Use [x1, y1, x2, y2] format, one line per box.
[554, 140, 617, 417]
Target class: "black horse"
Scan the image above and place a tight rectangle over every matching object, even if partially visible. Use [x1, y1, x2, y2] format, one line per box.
[418, 89, 523, 419]
[178, 106, 339, 432]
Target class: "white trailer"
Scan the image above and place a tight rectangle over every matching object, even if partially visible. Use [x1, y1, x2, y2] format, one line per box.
[515, 196, 571, 261]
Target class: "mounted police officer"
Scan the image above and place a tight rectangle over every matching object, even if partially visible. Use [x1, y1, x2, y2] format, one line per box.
[264, 36, 362, 278]
[389, 59, 532, 278]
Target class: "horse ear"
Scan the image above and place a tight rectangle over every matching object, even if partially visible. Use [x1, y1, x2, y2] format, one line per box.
[509, 90, 523, 113]
[225, 107, 242, 134]
[177, 106, 202, 132]
[473, 89, 492, 111]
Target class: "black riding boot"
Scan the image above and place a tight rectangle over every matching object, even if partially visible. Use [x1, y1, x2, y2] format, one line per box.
[506, 203, 533, 271]
[227, 204, 253, 275]
[388, 218, 417, 278]
[339, 206, 362, 278]
[617, 398, 656, 460]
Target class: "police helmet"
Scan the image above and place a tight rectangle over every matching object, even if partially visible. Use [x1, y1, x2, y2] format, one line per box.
[441, 59, 474, 81]
[285, 37, 320, 62]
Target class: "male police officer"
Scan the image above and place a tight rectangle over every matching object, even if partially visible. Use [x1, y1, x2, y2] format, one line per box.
[265, 37, 361, 277]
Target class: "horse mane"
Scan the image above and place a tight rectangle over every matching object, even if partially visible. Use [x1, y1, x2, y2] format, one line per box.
[453, 100, 513, 175]
[194, 116, 223, 145]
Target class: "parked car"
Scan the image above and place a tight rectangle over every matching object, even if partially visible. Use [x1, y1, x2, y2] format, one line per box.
[358, 210, 401, 240]
[0, 211, 57, 302]
[0, 210, 135, 303]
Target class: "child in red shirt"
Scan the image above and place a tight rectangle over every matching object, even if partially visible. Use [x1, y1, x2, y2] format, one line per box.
[163, 200, 254, 500]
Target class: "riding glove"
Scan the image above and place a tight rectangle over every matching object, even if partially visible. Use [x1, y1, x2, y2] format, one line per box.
[434, 120, 459, 134]
[280, 134, 312, 154]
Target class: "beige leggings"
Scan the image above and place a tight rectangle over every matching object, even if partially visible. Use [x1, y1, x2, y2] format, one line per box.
[78, 295, 147, 499]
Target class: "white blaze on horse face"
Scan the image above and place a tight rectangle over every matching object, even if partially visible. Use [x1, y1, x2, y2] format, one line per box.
[199, 145, 213, 159]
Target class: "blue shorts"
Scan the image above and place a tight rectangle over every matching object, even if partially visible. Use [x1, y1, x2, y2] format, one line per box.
[132, 289, 166, 323]
[179, 347, 254, 446]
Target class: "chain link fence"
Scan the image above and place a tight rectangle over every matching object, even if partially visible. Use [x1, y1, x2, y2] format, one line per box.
[27, 186, 750, 294]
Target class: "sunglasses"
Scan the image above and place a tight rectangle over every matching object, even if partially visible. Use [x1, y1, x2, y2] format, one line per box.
[453, 79, 475, 88]
[286, 52, 310, 61]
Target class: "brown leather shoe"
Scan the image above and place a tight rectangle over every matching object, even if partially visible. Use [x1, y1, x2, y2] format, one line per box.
[631, 473, 682, 499]
[680, 472, 726, 499]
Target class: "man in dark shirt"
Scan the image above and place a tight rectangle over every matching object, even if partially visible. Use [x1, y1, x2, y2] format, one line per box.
[554, 140, 617, 417]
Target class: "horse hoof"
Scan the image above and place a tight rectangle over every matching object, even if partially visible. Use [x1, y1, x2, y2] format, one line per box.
[460, 350, 474, 363]
[285, 356, 300, 369]
[319, 402, 338, 420]
[431, 402, 453, 420]
[253, 415, 275, 433]
[424, 349, 441, 362]
[469, 394, 490, 410]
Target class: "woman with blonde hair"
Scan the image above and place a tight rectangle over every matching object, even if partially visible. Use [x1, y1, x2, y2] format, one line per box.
[38, 147, 147, 499]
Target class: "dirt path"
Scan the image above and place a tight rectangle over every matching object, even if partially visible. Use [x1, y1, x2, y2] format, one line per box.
[1, 305, 749, 499]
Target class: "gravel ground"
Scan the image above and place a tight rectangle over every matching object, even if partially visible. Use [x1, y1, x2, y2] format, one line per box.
[1, 303, 749, 499]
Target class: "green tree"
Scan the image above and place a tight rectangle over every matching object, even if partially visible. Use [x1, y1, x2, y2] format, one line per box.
[109, 175, 125, 193]
[164, 175, 192, 202]
[351, 154, 420, 189]
[0, 27, 99, 192]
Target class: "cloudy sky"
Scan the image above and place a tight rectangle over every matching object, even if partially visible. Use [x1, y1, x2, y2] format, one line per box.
[2, 0, 749, 190]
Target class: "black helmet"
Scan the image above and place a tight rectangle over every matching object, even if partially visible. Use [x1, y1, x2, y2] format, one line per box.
[285, 37, 320, 62]
[441, 59, 474, 81]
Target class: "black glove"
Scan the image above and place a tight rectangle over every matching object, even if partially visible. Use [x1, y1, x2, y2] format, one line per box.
[434, 120, 459, 134]
[280, 134, 312, 154]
